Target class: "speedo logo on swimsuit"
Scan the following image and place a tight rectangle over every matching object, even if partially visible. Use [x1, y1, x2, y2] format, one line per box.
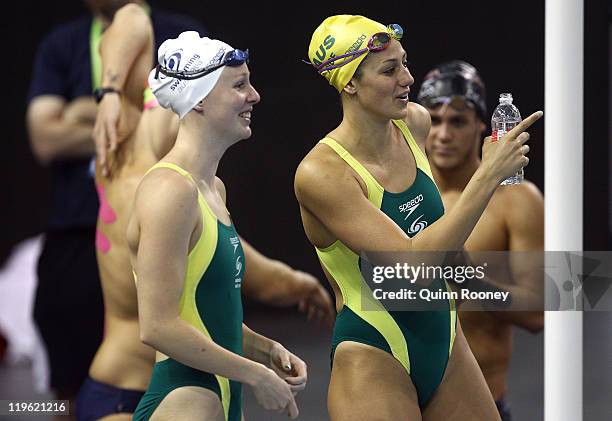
[398, 194, 428, 235]
[230, 236, 240, 253]
[234, 256, 243, 276]
[230, 236, 242, 288]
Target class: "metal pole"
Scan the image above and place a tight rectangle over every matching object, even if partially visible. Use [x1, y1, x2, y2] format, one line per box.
[545, 0, 583, 420]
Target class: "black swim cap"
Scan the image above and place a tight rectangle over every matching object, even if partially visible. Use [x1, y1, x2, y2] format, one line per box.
[417, 60, 487, 120]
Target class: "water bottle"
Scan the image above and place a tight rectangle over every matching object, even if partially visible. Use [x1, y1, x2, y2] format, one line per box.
[491, 93, 523, 185]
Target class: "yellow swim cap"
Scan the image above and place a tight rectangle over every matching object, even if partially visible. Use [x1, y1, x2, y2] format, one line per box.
[308, 15, 391, 92]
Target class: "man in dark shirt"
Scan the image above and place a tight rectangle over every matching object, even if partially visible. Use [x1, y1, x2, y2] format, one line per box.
[26, 0, 207, 413]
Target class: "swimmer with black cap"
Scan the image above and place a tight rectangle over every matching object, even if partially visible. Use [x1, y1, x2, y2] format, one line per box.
[418, 60, 488, 121]
[126, 31, 306, 421]
[295, 15, 543, 420]
[418, 60, 544, 421]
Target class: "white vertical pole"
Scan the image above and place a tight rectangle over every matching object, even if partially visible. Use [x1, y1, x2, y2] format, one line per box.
[545, 0, 583, 420]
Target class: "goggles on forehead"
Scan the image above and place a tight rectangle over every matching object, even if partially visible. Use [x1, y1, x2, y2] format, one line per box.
[154, 49, 249, 81]
[308, 24, 403, 74]
[418, 74, 486, 117]
[424, 96, 476, 113]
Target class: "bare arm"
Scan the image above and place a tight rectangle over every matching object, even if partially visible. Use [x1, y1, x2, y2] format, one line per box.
[489, 182, 545, 332]
[242, 323, 276, 365]
[240, 238, 335, 324]
[241, 238, 305, 305]
[95, 4, 153, 175]
[27, 96, 97, 165]
[405, 102, 432, 153]
[295, 111, 542, 258]
[134, 171, 269, 386]
[209, 177, 302, 416]
[214, 179, 316, 363]
[243, 324, 307, 386]
[98, 4, 151, 97]
[214, 176, 334, 324]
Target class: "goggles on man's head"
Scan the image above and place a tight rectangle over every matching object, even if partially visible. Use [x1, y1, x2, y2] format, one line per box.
[418, 73, 486, 119]
[154, 49, 249, 81]
[423, 96, 476, 113]
[311, 24, 403, 74]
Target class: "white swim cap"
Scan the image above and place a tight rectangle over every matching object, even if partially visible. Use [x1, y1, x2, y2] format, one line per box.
[148, 31, 233, 119]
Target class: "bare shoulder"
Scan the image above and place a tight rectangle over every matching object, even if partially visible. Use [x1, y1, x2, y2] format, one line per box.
[494, 180, 544, 225]
[134, 167, 200, 223]
[404, 102, 431, 149]
[214, 176, 227, 204]
[496, 180, 544, 209]
[294, 143, 365, 209]
[295, 144, 348, 191]
[127, 166, 202, 260]
[492, 181, 545, 251]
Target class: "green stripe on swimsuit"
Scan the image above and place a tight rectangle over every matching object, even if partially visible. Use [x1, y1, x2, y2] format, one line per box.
[317, 120, 457, 408]
[133, 163, 245, 421]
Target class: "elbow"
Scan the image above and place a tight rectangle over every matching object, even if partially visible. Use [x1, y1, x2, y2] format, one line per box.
[522, 313, 545, 333]
[115, 3, 147, 20]
[139, 324, 161, 348]
[113, 4, 150, 34]
[139, 328, 153, 347]
[243, 282, 277, 304]
[527, 321, 544, 334]
[27, 121, 57, 165]
[29, 137, 54, 166]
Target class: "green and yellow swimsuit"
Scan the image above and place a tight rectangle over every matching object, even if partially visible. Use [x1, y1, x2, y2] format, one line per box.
[317, 120, 457, 408]
[133, 162, 244, 421]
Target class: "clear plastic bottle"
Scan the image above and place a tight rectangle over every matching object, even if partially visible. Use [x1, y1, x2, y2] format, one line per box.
[491, 93, 523, 185]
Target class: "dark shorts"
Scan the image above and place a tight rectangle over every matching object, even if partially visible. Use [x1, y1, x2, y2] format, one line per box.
[76, 377, 144, 420]
[495, 397, 512, 421]
[34, 228, 104, 396]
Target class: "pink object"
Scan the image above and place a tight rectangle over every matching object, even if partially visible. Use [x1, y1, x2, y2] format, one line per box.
[96, 183, 117, 224]
[96, 229, 111, 254]
[144, 98, 159, 110]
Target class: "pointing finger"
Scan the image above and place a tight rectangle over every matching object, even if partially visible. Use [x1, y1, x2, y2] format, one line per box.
[507, 111, 543, 139]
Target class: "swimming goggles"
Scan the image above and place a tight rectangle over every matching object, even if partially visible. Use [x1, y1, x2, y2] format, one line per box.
[418, 73, 486, 118]
[313, 24, 403, 74]
[154, 49, 249, 80]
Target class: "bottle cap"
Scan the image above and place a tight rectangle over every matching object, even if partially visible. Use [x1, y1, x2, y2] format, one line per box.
[499, 93, 513, 103]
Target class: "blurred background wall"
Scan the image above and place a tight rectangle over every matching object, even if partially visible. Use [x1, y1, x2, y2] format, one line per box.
[0, 0, 609, 419]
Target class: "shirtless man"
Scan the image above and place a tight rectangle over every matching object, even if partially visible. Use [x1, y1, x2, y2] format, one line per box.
[418, 60, 544, 421]
[75, 5, 333, 420]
